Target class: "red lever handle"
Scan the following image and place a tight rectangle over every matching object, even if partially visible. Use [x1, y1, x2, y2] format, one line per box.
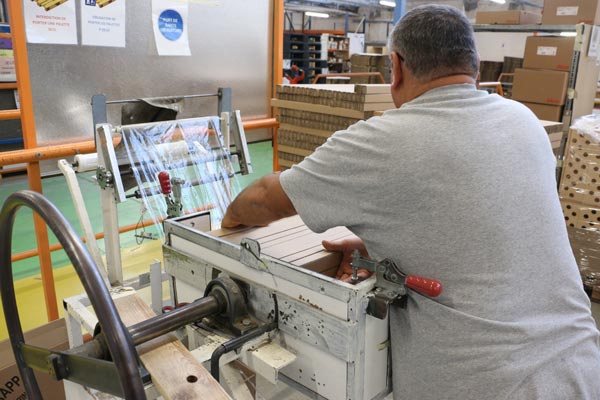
[158, 171, 171, 195]
[405, 276, 442, 297]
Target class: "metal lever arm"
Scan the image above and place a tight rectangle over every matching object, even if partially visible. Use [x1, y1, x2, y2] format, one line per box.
[405, 276, 442, 297]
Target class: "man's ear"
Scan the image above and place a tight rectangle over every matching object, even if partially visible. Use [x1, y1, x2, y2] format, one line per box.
[391, 52, 403, 89]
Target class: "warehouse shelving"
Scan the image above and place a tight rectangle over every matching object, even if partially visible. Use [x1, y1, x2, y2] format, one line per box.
[284, 32, 327, 83]
[322, 33, 350, 73]
[474, 23, 599, 185]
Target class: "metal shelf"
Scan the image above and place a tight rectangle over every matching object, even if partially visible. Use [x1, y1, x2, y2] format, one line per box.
[473, 24, 578, 33]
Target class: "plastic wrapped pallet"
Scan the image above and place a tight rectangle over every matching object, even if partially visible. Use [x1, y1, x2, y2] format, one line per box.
[558, 115, 600, 301]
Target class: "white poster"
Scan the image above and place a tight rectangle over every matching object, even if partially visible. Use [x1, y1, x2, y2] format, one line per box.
[152, 0, 191, 56]
[81, 0, 126, 48]
[347, 33, 365, 55]
[23, 0, 78, 45]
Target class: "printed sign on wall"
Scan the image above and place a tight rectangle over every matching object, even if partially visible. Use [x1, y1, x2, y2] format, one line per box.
[24, 0, 78, 45]
[152, 0, 191, 56]
[81, 0, 126, 47]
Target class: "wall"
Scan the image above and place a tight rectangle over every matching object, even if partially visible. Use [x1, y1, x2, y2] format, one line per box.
[26, 1, 270, 147]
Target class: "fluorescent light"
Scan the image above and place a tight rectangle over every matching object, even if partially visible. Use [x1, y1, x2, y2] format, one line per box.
[380, 0, 396, 7]
[560, 31, 577, 37]
[489, 0, 506, 4]
[305, 11, 329, 18]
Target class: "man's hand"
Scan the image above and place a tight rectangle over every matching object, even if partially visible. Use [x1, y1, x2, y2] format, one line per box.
[322, 237, 372, 283]
[220, 173, 297, 229]
[221, 207, 242, 228]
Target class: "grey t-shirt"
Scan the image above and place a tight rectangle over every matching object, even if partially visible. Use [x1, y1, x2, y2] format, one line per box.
[280, 84, 600, 399]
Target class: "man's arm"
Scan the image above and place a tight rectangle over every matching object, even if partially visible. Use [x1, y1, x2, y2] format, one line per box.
[222, 172, 297, 228]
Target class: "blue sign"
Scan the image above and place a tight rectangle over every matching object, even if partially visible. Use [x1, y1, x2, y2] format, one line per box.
[85, 0, 96, 5]
[158, 9, 184, 41]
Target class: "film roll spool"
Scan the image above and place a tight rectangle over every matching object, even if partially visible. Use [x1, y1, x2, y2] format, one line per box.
[74, 154, 99, 173]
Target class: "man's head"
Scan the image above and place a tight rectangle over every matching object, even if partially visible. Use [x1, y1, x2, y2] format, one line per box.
[388, 5, 479, 105]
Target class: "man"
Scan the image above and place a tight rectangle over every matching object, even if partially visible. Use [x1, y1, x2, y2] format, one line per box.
[223, 5, 600, 399]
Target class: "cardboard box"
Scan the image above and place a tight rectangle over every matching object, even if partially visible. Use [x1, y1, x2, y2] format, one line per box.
[511, 68, 569, 105]
[542, 0, 600, 25]
[475, 10, 542, 25]
[0, 319, 68, 400]
[520, 101, 564, 122]
[523, 36, 574, 72]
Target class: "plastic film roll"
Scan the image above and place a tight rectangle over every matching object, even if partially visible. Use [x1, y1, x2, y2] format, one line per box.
[74, 154, 99, 173]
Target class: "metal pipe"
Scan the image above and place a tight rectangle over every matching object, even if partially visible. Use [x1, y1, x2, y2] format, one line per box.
[0, 109, 21, 120]
[0, 190, 146, 399]
[0, 118, 278, 166]
[210, 321, 278, 382]
[129, 295, 224, 346]
[106, 93, 219, 105]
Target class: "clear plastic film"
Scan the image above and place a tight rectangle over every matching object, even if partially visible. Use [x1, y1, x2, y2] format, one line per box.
[116, 116, 241, 236]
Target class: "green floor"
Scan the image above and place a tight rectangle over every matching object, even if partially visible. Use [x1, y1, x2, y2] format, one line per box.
[0, 141, 273, 280]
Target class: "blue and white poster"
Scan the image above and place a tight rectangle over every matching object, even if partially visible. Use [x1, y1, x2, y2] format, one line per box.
[152, 0, 191, 56]
[81, 0, 126, 47]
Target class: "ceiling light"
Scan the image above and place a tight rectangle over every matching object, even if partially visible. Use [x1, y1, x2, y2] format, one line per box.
[560, 31, 577, 37]
[379, 0, 396, 7]
[305, 11, 329, 18]
[489, 0, 506, 4]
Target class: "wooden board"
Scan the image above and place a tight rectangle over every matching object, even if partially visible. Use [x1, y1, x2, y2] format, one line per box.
[113, 294, 231, 400]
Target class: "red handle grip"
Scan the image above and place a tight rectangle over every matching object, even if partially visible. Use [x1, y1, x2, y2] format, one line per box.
[158, 171, 171, 195]
[405, 276, 442, 297]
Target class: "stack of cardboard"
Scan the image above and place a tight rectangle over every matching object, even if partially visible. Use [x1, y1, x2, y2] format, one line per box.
[542, 0, 600, 25]
[272, 84, 395, 169]
[349, 54, 391, 83]
[559, 120, 600, 302]
[559, 127, 600, 231]
[511, 35, 574, 122]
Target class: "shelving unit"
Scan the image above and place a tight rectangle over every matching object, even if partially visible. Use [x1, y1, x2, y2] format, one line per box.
[0, 22, 21, 162]
[322, 33, 349, 74]
[474, 23, 600, 185]
[283, 32, 327, 83]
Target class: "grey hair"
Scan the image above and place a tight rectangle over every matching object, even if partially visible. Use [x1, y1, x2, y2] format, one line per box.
[388, 5, 479, 81]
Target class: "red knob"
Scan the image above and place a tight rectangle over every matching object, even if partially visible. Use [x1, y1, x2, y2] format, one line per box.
[158, 171, 171, 194]
[405, 276, 442, 297]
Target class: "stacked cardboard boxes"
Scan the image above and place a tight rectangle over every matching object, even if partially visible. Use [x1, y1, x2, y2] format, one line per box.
[475, 10, 541, 25]
[511, 36, 574, 122]
[542, 0, 600, 25]
[272, 84, 395, 169]
[349, 54, 391, 83]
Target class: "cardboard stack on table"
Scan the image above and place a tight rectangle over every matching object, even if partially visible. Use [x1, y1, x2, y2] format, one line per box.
[349, 54, 391, 83]
[272, 84, 395, 170]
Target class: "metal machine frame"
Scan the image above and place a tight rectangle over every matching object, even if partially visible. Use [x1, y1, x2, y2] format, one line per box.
[162, 213, 391, 400]
[92, 88, 252, 284]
